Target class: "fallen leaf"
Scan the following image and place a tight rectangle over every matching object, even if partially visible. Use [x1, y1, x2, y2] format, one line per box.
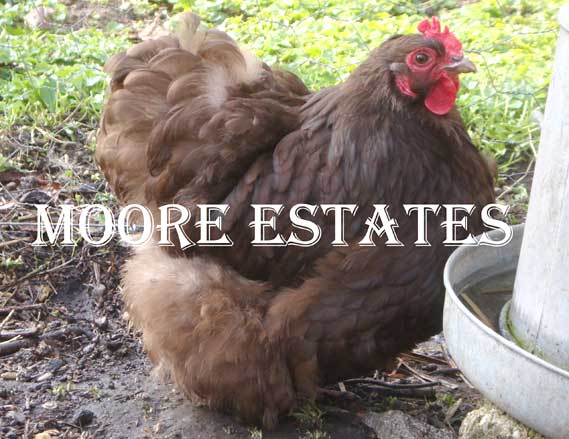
[37, 285, 53, 303]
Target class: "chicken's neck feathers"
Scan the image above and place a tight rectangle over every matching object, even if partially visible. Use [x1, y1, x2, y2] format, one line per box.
[298, 76, 492, 216]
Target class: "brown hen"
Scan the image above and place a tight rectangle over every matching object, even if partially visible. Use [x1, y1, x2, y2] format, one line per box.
[96, 13, 495, 428]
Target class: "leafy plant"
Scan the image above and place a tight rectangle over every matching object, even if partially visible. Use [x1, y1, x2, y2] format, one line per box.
[185, 0, 563, 169]
[292, 399, 326, 429]
[1, 255, 24, 269]
[0, 154, 15, 172]
[1, 0, 564, 175]
[51, 380, 74, 399]
[0, 0, 131, 130]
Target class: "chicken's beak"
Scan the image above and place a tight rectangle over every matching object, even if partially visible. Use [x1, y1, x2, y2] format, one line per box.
[444, 56, 477, 74]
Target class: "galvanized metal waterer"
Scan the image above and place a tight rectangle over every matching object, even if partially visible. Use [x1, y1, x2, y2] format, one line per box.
[443, 4, 569, 438]
[509, 3, 569, 372]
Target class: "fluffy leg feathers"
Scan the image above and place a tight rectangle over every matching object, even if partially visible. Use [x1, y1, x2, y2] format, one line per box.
[122, 245, 296, 428]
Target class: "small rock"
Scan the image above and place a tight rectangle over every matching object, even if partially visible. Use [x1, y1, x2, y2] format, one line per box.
[73, 408, 95, 427]
[34, 430, 59, 439]
[42, 401, 58, 410]
[459, 404, 543, 439]
[46, 359, 65, 373]
[36, 372, 53, 382]
[106, 340, 123, 352]
[82, 343, 96, 354]
[94, 316, 108, 330]
[153, 422, 164, 434]
[7, 410, 25, 425]
[70, 183, 98, 194]
[19, 189, 52, 205]
[31, 382, 51, 392]
[361, 410, 453, 439]
[37, 285, 53, 303]
[1, 371, 18, 380]
[19, 176, 39, 190]
[92, 284, 106, 304]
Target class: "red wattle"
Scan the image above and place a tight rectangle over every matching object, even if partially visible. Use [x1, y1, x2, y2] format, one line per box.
[425, 74, 459, 116]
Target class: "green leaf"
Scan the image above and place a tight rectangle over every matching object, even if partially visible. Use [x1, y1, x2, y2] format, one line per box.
[0, 154, 14, 173]
[38, 85, 57, 110]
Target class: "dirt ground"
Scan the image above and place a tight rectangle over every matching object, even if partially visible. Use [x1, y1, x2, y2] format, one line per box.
[0, 277, 483, 439]
[1, 1, 535, 438]
[0, 152, 532, 439]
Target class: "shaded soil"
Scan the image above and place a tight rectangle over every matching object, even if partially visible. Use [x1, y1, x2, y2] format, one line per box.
[0, 277, 481, 438]
[0, 137, 499, 438]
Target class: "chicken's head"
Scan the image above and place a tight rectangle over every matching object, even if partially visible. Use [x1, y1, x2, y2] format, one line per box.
[388, 17, 476, 116]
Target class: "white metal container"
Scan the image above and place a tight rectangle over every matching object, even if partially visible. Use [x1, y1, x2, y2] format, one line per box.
[509, 3, 569, 371]
[444, 225, 569, 438]
[444, 6, 569, 436]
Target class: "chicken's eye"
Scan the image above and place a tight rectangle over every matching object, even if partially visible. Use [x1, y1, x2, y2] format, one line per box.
[414, 52, 430, 65]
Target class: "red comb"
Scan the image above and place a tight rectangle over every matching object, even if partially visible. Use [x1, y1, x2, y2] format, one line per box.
[418, 17, 462, 57]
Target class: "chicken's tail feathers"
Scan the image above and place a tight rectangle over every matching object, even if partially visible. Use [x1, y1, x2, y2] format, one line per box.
[122, 244, 296, 428]
[173, 12, 206, 54]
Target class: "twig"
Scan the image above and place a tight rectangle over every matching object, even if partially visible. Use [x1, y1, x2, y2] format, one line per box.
[0, 325, 94, 356]
[0, 338, 32, 356]
[343, 378, 439, 389]
[39, 325, 94, 341]
[399, 362, 458, 390]
[0, 238, 25, 249]
[497, 159, 534, 201]
[0, 303, 45, 316]
[34, 126, 77, 145]
[480, 287, 512, 295]
[444, 398, 463, 424]
[0, 309, 14, 330]
[1, 264, 49, 291]
[0, 327, 39, 339]
[441, 344, 474, 389]
[1, 257, 76, 291]
[461, 293, 496, 331]
[400, 351, 449, 366]
[350, 383, 437, 399]
[429, 367, 460, 376]
[527, 124, 538, 158]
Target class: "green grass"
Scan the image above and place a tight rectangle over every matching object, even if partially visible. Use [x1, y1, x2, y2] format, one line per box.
[190, 0, 562, 168]
[292, 399, 326, 428]
[0, 0, 565, 171]
[0, 0, 131, 129]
